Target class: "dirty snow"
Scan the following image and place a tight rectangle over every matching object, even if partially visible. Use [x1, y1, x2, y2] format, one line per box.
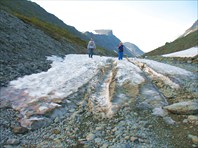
[162, 46, 198, 57]
[116, 60, 145, 86]
[1, 54, 196, 129]
[136, 58, 193, 76]
[8, 54, 194, 100]
[9, 55, 108, 98]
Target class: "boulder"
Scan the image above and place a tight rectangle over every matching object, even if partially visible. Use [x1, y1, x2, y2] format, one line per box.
[188, 115, 198, 125]
[188, 134, 198, 145]
[12, 126, 28, 134]
[164, 101, 198, 115]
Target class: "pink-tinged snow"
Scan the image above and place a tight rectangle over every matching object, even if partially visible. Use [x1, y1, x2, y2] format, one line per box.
[9, 55, 109, 99]
[162, 47, 198, 57]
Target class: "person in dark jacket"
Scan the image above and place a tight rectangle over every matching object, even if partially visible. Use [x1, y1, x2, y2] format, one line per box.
[118, 42, 124, 60]
[87, 38, 96, 58]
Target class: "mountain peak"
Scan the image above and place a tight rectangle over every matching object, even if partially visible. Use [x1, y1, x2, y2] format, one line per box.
[93, 29, 113, 35]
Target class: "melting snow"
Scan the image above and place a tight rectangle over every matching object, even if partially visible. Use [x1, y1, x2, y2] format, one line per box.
[7, 54, 194, 102]
[162, 46, 198, 57]
[10, 55, 108, 98]
[137, 58, 193, 76]
[116, 60, 145, 85]
[0, 54, 195, 129]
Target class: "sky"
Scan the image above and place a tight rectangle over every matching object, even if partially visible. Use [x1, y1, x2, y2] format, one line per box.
[31, 0, 197, 52]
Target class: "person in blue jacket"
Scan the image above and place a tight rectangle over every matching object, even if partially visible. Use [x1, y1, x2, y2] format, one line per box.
[118, 42, 124, 60]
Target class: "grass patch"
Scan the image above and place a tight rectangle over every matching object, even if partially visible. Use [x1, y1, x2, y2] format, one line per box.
[14, 13, 86, 46]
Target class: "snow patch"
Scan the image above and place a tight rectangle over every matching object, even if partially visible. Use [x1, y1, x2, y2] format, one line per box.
[162, 47, 198, 57]
[1, 54, 196, 129]
[46, 55, 63, 62]
[137, 59, 193, 76]
[9, 54, 108, 99]
[116, 60, 145, 85]
[90, 30, 103, 35]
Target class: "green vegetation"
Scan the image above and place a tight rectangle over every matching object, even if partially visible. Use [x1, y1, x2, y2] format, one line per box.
[15, 13, 86, 45]
[145, 30, 198, 56]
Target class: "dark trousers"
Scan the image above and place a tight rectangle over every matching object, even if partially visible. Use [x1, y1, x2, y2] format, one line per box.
[88, 48, 94, 58]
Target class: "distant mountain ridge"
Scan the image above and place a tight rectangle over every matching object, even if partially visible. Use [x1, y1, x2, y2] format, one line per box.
[84, 30, 120, 52]
[94, 29, 113, 35]
[84, 29, 144, 57]
[123, 42, 144, 57]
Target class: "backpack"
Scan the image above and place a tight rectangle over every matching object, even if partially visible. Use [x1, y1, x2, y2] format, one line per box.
[90, 41, 94, 46]
[89, 41, 95, 48]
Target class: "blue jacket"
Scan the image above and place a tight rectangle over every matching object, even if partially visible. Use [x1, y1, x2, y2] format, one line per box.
[118, 45, 124, 52]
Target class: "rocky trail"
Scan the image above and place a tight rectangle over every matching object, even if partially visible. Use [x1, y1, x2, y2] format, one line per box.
[0, 55, 197, 148]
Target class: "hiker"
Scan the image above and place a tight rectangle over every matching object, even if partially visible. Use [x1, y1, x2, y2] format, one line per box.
[118, 42, 124, 60]
[87, 38, 96, 58]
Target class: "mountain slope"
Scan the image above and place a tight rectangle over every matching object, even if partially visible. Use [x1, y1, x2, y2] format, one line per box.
[0, 0, 87, 40]
[123, 42, 144, 57]
[84, 30, 120, 52]
[145, 30, 198, 56]
[84, 30, 143, 57]
[180, 20, 198, 38]
[145, 20, 198, 56]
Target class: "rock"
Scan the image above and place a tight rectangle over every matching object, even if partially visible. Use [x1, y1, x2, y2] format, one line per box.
[52, 128, 61, 134]
[12, 126, 28, 134]
[163, 116, 176, 125]
[183, 119, 188, 124]
[69, 108, 76, 113]
[95, 126, 104, 130]
[95, 138, 102, 144]
[101, 143, 109, 148]
[130, 136, 139, 143]
[187, 60, 192, 64]
[188, 115, 198, 125]
[152, 107, 168, 117]
[6, 138, 20, 145]
[0, 100, 11, 109]
[188, 134, 198, 144]
[54, 117, 59, 123]
[52, 138, 62, 147]
[164, 101, 198, 115]
[86, 133, 95, 141]
[29, 117, 51, 130]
